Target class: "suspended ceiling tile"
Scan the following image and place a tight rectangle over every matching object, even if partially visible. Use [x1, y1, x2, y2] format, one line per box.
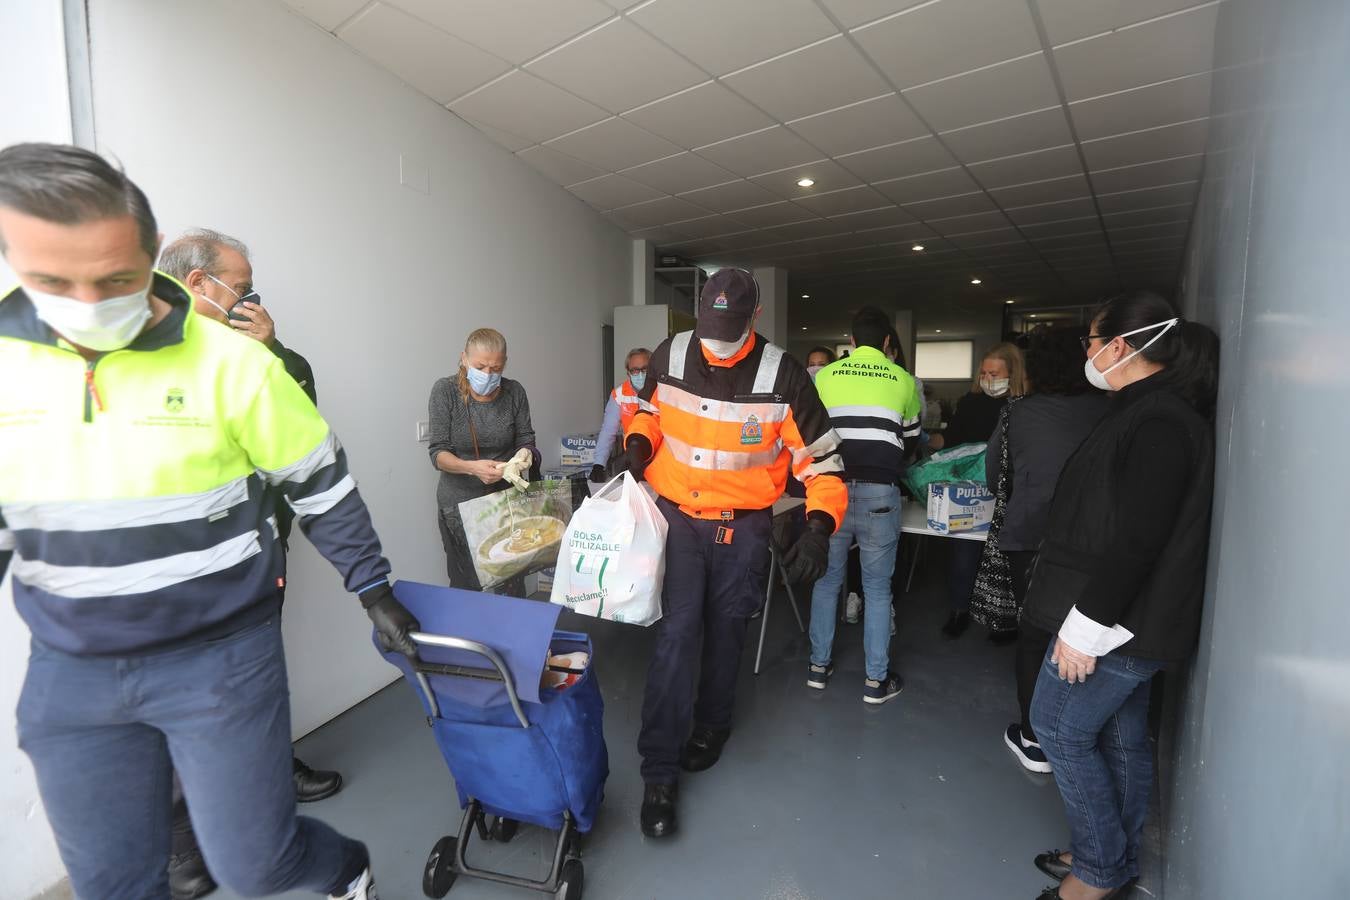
[1068, 72, 1212, 141]
[666, 215, 754, 240]
[611, 195, 712, 227]
[1096, 182, 1198, 214]
[450, 71, 609, 143]
[623, 81, 775, 150]
[855, 222, 941, 244]
[826, 205, 919, 231]
[1030, 230, 1108, 250]
[941, 107, 1074, 164]
[836, 136, 957, 183]
[874, 167, 979, 205]
[466, 119, 535, 152]
[568, 173, 666, 209]
[1018, 216, 1103, 239]
[904, 52, 1059, 134]
[758, 218, 853, 242]
[750, 160, 862, 200]
[515, 144, 607, 186]
[787, 94, 929, 158]
[1005, 196, 1098, 226]
[853, 0, 1041, 89]
[728, 201, 818, 228]
[628, 223, 696, 243]
[1053, 3, 1220, 102]
[1089, 155, 1205, 194]
[621, 152, 738, 195]
[544, 116, 683, 170]
[723, 36, 890, 123]
[631, 0, 837, 77]
[967, 145, 1083, 189]
[677, 179, 784, 213]
[282, 0, 368, 31]
[386, 0, 612, 64]
[338, 4, 511, 105]
[1100, 203, 1193, 229]
[696, 126, 822, 177]
[925, 209, 1012, 237]
[1107, 219, 1191, 240]
[818, 0, 930, 29]
[1037, 0, 1212, 47]
[1081, 119, 1210, 171]
[948, 228, 1026, 249]
[990, 174, 1091, 209]
[902, 191, 998, 221]
[794, 185, 893, 216]
[527, 17, 706, 113]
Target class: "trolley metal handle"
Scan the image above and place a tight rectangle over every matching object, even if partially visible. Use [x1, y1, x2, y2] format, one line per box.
[406, 632, 530, 729]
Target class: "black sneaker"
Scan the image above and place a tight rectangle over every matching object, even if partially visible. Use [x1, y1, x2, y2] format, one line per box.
[640, 782, 678, 838]
[806, 662, 834, 690]
[1004, 723, 1053, 774]
[679, 725, 730, 772]
[862, 671, 904, 705]
[940, 611, 970, 639]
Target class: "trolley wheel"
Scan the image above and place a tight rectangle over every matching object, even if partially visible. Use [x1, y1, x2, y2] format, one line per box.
[554, 858, 584, 900]
[490, 816, 520, 843]
[422, 836, 457, 898]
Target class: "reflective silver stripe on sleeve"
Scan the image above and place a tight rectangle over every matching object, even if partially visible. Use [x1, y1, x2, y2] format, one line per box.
[800, 454, 846, 477]
[638, 398, 660, 414]
[827, 404, 905, 425]
[752, 342, 784, 394]
[2, 476, 251, 533]
[257, 431, 339, 485]
[836, 427, 903, 448]
[791, 429, 841, 467]
[656, 383, 788, 425]
[287, 474, 357, 517]
[667, 331, 693, 381]
[12, 530, 262, 599]
[0, 530, 14, 551]
[662, 434, 785, 472]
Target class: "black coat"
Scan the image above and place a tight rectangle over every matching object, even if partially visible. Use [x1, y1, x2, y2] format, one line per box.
[1023, 374, 1215, 662]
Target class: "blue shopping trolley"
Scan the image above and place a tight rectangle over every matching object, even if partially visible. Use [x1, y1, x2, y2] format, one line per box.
[377, 581, 608, 899]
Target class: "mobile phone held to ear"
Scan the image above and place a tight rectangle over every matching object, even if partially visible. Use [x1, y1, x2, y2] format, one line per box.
[228, 291, 262, 322]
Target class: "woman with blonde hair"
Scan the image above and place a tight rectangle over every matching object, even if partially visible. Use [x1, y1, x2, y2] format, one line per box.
[427, 328, 538, 594]
[930, 341, 1026, 638]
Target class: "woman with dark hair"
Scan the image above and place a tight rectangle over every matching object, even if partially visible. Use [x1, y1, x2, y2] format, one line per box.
[1024, 292, 1219, 900]
[805, 346, 836, 379]
[986, 329, 1109, 773]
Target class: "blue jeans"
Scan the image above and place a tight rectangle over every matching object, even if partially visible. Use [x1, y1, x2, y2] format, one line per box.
[17, 619, 367, 899]
[1030, 643, 1163, 890]
[809, 483, 901, 681]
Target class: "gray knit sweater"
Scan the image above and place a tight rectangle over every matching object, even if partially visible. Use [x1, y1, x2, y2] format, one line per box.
[427, 376, 536, 514]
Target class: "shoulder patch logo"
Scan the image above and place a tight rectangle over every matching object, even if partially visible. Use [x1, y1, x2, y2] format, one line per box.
[165, 388, 185, 413]
[740, 413, 763, 445]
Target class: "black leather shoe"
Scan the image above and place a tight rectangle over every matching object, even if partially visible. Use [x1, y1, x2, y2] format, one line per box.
[988, 627, 1019, 646]
[1034, 849, 1072, 881]
[640, 783, 678, 838]
[940, 611, 970, 639]
[293, 755, 343, 803]
[168, 849, 217, 900]
[1034, 888, 1062, 900]
[679, 726, 730, 773]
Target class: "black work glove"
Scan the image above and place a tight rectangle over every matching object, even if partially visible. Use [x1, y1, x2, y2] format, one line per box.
[782, 511, 834, 585]
[360, 582, 420, 657]
[589, 464, 607, 483]
[625, 435, 653, 483]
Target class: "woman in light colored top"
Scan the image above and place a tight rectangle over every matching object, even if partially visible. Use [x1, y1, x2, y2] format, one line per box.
[427, 328, 538, 594]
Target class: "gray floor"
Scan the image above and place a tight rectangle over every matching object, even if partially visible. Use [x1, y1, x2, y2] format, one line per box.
[223, 550, 1078, 900]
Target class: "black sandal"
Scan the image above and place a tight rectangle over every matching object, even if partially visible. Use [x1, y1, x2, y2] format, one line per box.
[1035, 849, 1072, 881]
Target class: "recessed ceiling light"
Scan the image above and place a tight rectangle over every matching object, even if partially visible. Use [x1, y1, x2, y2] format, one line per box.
[935, 329, 943, 334]
[911, 244, 925, 252]
[1005, 299, 1015, 305]
[801, 293, 810, 299]
[801, 326, 808, 331]
[970, 278, 982, 285]
[1028, 313, 1038, 318]
[796, 177, 815, 188]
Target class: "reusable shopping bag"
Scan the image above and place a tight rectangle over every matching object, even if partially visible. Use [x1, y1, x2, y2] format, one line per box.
[457, 480, 573, 590]
[549, 472, 667, 626]
[902, 442, 988, 499]
[970, 399, 1020, 631]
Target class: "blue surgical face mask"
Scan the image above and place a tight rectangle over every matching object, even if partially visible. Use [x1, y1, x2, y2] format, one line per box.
[629, 372, 647, 391]
[465, 366, 501, 396]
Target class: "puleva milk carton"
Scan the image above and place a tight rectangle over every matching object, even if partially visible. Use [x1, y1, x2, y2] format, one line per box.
[927, 481, 995, 534]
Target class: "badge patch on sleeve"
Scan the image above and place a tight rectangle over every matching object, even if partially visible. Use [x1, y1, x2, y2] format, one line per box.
[740, 414, 763, 445]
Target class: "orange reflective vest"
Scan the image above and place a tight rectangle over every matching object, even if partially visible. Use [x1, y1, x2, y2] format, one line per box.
[629, 331, 847, 526]
[613, 380, 641, 436]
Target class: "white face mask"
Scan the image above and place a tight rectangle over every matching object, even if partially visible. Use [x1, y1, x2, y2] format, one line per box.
[806, 364, 824, 380]
[700, 327, 750, 360]
[980, 377, 1010, 398]
[1084, 318, 1179, 391]
[26, 272, 155, 351]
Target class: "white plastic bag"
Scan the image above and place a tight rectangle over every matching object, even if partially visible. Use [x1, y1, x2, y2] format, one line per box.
[550, 472, 667, 626]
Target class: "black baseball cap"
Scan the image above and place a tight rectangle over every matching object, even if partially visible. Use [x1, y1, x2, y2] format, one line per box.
[696, 268, 760, 341]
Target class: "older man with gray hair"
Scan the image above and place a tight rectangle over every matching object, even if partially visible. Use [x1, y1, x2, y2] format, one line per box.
[158, 228, 334, 899]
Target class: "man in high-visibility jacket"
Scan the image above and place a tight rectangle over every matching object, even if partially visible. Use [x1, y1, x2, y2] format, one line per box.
[624, 268, 847, 838]
[0, 143, 413, 900]
[807, 306, 922, 705]
[589, 346, 650, 482]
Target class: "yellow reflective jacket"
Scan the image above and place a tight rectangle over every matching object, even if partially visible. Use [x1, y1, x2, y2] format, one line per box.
[0, 273, 390, 655]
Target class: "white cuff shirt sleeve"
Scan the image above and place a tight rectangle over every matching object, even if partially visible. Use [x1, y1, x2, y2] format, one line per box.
[1058, 605, 1135, 657]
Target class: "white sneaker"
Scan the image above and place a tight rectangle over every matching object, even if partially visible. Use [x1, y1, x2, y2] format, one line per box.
[330, 867, 380, 900]
[844, 592, 861, 624]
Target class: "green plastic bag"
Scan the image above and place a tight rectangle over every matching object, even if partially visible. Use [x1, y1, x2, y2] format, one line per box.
[902, 443, 988, 499]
